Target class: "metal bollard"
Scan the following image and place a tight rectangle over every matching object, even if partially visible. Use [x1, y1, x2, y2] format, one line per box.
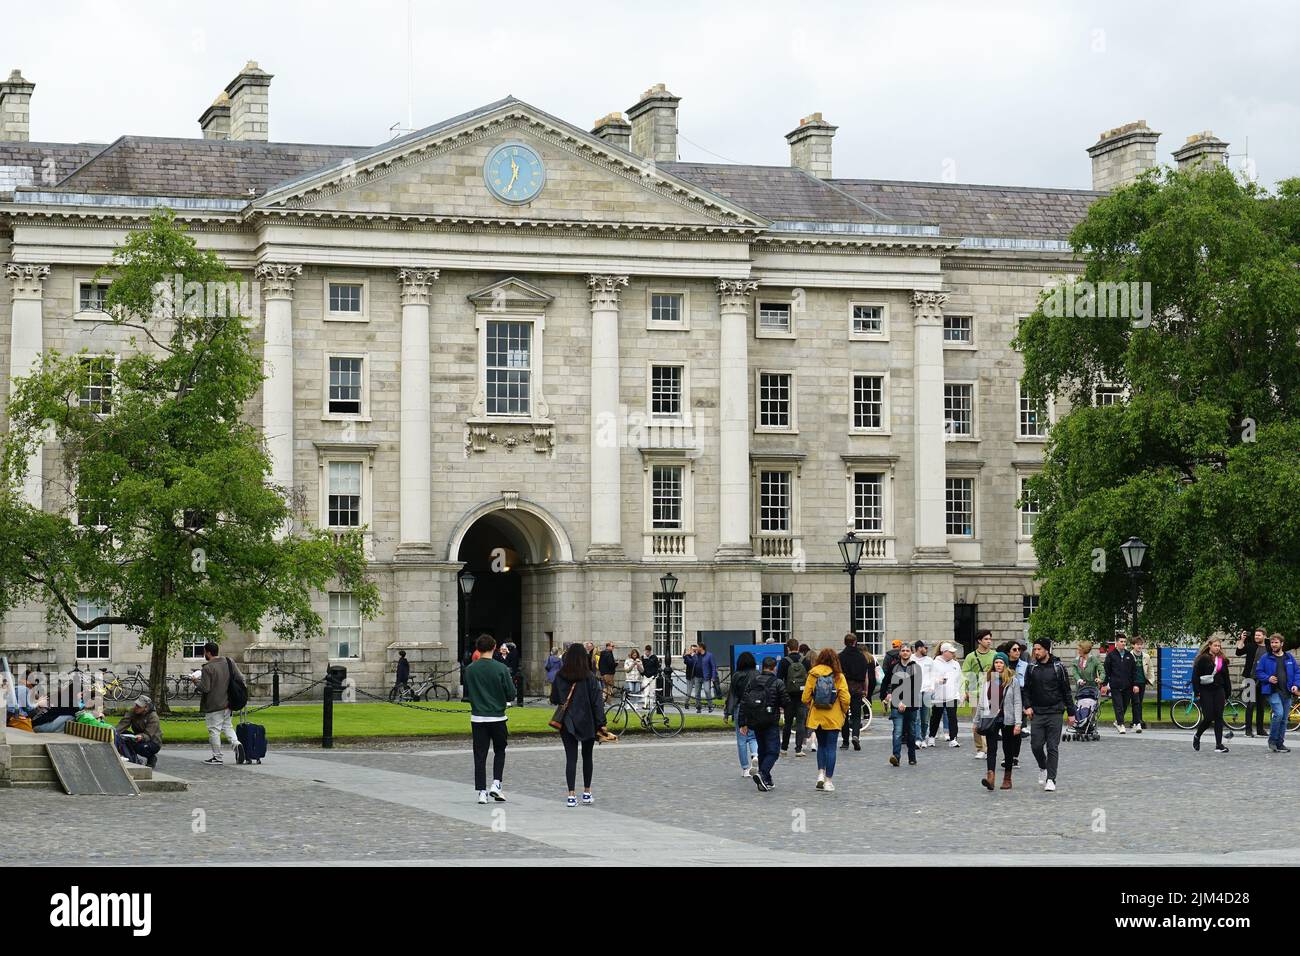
[322, 671, 335, 749]
[272, 664, 280, 708]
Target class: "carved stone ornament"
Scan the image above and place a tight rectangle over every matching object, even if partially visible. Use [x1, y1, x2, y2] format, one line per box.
[6, 263, 50, 298]
[588, 274, 630, 310]
[398, 268, 440, 307]
[254, 263, 303, 298]
[911, 290, 949, 326]
[466, 422, 555, 457]
[717, 278, 759, 311]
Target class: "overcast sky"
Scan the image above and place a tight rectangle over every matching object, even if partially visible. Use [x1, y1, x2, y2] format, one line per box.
[3, 0, 1297, 190]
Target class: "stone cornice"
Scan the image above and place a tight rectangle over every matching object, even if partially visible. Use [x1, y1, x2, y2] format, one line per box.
[912, 289, 949, 326]
[588, 274, 629, 310]
[398, 268, 439, 307]
[717, 278, 759, 311]
[254, 262, 302, 298]
[6, 262, 50, 298]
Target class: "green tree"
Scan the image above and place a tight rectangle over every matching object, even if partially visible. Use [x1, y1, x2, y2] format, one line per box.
[0, 210, 379, 709]
[1016, 166, 1300, 645]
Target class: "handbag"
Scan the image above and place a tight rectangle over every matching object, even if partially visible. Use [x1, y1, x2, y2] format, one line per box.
[975, 713, 1002, 736]
[548, 682, 576, 731]
[6, 713, 34, 733]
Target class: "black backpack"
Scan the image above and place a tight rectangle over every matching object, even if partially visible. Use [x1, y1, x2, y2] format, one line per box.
[742, 673, 783, 730]
[226, 658, 248, 711]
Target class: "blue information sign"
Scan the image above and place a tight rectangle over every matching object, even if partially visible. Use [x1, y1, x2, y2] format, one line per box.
[1158, 646, 1198, 701]
[730, 643, 786, 672]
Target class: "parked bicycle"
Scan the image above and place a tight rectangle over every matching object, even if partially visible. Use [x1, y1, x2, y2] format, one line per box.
[101, 665, 149, 702]
[1170, 691, 1246, 731]
[606, 685, 685, 738]
[390, 671, 453, 703]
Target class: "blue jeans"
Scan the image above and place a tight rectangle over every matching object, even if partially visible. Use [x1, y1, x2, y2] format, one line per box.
[911, 705, 924, 742]
[814, 728, 838, 776]
[756, 725, 781, 783]
[34, 714, 74, 733]
[890, 706, 917, 760]
[1267, 691, 1291, 746]
[735, 721, 758, 770]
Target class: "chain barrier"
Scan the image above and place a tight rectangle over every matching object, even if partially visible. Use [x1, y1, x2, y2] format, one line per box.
[157, 677, 331, 721]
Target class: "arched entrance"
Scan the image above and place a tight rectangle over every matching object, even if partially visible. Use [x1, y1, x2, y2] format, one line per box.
[449, 498, 573, 688]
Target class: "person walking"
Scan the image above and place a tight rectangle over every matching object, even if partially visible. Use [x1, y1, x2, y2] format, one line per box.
[885, 643, 923, 767]
[1192, 638, 1232, 754]
[549, 643, 610, 807]
[585, 641, 598, 673]
[114, 695, 162, 768]
[976, 654, 1023, 791]
[738, 656, 786, 791]
[839, 633, 869, 751]
[543, 646, 563, 697]
[1104, 635, 1139, 734]
[1256, 633, 1299, 753]
[597, 642, 618, 702]
[691, 643, 717, 714]
[623, 649, 645, 697]
[641, 644, 660, 702]
[683, 643, 699, 707]
[1023, 637, 1076, 792]
[1002, 640, 1028, 765]
[1069, 640, 1105, 696]
[913, 641, 934, 748]
[777, 639, 810, 756]
[725, 652, 760, 778]
[929, 643, 962, 747]
[962, 630, 996, 759]
[1131, 637, 1149, 732]
[802, 648, 851, 791]
[195, 641, 245, 766]
[1236, 628, 1268, 737]
[394, 650, 411, 699]
[464, 633, 516, 804]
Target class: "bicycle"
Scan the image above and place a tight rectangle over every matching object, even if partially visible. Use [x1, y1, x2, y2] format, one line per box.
[1170, 691, 1246, 731]
[606, 685, 685, 738]
[390, 671, 453, 703]
[101, 665, 149, 702]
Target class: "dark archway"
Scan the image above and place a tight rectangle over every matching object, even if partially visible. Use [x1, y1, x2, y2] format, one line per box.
[457, 515, 525, 666]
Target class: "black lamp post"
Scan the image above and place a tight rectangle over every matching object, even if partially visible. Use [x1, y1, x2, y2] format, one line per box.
[838, 530, 865, 637]
[1119, 537, 1147, 640]
[458, 571, 476, 699]
[659, 572, 678, 700]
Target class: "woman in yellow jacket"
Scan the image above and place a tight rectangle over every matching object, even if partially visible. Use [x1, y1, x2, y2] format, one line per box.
[801, 649, 852, 791]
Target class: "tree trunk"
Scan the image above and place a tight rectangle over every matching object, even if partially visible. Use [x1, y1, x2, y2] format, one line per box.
[149, 637, 171, 715]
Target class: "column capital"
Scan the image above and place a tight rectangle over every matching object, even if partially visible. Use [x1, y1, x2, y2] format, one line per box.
[255, 262, 303, 299]
[717, 278, 759, 311]
[912, 290, 949, 327]
[398, 268, 439, 307]
[588, 274, 629, 310]
[6, 263, 50, 299]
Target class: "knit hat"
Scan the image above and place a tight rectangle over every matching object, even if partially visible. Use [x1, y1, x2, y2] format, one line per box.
[993, 652, 1012, 671]
[1033, 636, 1052, 651]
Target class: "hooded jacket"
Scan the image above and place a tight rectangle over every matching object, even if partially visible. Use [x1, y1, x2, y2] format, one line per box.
[801, 665, 851, 730]
[1024, 654, 1077, 718]
[930, 656, 963, 704]
[115, 704, 162, 746]
[1256, 652, 1300, 695]
[885, 659, 924, 709]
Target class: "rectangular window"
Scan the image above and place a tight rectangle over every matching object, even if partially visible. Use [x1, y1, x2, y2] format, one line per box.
[1095, 385, 1125, 407]
[759, 471, 791, 533]
[650, 364, 683, 418]
[328, 356, 363, 416]
[327, 461, 363, 528]
[853, 593, 885, 659]
[485, 320, 532, 416]
[758, 372, 792, 429]
[651, 465, 683, 530]
[852, 374, 884, 430]
[328, 592, 361, 659]
[79, 357, 113, 415]
[943, 383, 973, 437]
[1019, 477, 1041, 538]
[758, 302, 791, 333]
[943, 314, 973, 344]
[182, 637, 206, 660]
[77, 491, 110, 530]
[851, 304, 883, 335]
[761, 594, 793, 645]
[653, 593, 685, 660]
[328, 282, 363, 314]
[1023, 594, 1040, 640]
[75, 596, 111, 661]
[1019, 386, 1049, 438]
[650, 293, 683, 325]
[945, 477, 974, 537]
[853, 472, 884, 533]
[79, 283, 109, 313]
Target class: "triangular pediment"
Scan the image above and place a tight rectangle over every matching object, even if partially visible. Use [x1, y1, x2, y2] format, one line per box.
[253, 98, 768, 232]
[467, 276, 554, 311]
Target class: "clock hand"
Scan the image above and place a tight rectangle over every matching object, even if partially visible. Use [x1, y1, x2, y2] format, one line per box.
[504, 164, 519, 192]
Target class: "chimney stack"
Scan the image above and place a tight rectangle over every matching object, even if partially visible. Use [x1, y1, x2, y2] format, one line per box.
[1087, 120, 1161, 191]
[626, 84, 679, 163]
[0, 69, 35, 143]
[198, 92, 232, 140]
[225, 60, 272, 142]
[785, 112, 838, 179]
[1172, 131, 1229, 172]
[591, 112, 633, 152]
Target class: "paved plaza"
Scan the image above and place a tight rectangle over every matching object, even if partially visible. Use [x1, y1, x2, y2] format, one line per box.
[5, 726, 1296, 866]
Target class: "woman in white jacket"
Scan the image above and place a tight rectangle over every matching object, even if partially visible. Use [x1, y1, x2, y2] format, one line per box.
[913, 641, 936, 747]
[624, 650, 645, 696]
[929, 643, 963, 747]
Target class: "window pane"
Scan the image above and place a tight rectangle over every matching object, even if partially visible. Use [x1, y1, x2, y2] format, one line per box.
[853, 375, 883, 430]
[758, 303, 791, 332]
[328, 356, 363, 415]
[1019, 387, 1048, 437]
[759, 373, 791, 428]
[853, 472, 883, 533]
[761, 593, 793, 644]
[651, 293, 682, 324]
[329, 592, 361, 659]
[1019, 477, 1041, 537]
[945, 477, 974, 536]
[328, 461, 363, 527]
[76, 595, 111, 660]
[943, 315, 972, 343]
[329, 283, 363, 313]
[852, 304, 882, 334]
[853, 594, 885, 658]
[943, 384, 972, 436]
[653, 594, 685, 659]
[651, 364, 682, 417]
[759, 471, 790, 532]
[651, 465, 683, 529]
[80, 284, 109, 312]
[79, 358, 113, 414]
[486, 321, 532, 416]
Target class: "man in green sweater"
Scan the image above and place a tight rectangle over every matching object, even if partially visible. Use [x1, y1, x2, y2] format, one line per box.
[961, 630, 996, 758]
[464, 633, 516, 805]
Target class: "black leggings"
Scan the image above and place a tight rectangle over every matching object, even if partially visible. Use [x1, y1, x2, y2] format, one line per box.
[985, 722, 1020, 772]
[930, 703, 958, 740]
[561, 728, 595, 791]
[1195, 689, 1225, 747]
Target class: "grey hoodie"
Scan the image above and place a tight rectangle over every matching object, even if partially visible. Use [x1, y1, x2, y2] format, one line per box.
[886, 659, 924, 709]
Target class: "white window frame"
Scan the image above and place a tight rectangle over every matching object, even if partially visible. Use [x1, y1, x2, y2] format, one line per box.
[646, 360, 691, 426]
[1018, 475, 1041, 540]
[1023, 594, 1040, 641]
[943, 380, 978, 442]
[641, 450, 696, 560]
[853, 593, 886, 659]
[1016, 381, 1053, 441]
[1013, 463, 1042, 566]
[472, 312, 550, 424]
[849, 370, 891, 435]
[842, 455, 898, 563]
[315, 442, 378, 558]
[848, 301, 889, 342]
[74, 279, 112, 320]
[945, 461, 983, 563]
[78, 354, 117, 416]
[942, 313, 976, 350]
[756, 298, 796, 340]
[323, 277, 370, 323]
[761, 593, 793, 645]
[75, 595, 111, 662]
[755, 369, 798, 434]
[322, 351, 371, 422]
[328, 591, 363, 660]
[646, 288, 690, 331]
[1092, 382, 1128, 407]
[751, 456, 803, 560]
[945, 476, 976, 539]
[653, 592, 686, 659]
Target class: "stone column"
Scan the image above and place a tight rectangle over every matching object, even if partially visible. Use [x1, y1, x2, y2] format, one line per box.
[6, 263, 49, 508]
[716, 279, 759, 559]
[255, 264, 301, 496]
[587, 274, 629, 560]
[911, 290, 951, 564]
[398, 268, 439, 556]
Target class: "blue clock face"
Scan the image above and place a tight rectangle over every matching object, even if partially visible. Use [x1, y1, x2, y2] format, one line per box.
[484, 142, 545, 204]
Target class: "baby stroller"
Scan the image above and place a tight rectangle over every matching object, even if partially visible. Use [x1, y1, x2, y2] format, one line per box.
[1063, 686, 1101, 741]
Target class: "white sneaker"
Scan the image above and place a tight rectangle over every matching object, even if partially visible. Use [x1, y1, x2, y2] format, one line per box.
[1118, 724, 1126, 735]
[1044, 779, 1057, 792]
[477, 791, 488, 804]
[949, 739, 960, 748]
[974, 751, 986, 759]
[823, 779, 836, 792]
[1038, 769, 1048, 785]
[816, 769, 826, 790]
[488, 784, 506, 802]
[926, 736, 936, 747]
[749, 753, 760, 774]
[742, 768, 752, 778]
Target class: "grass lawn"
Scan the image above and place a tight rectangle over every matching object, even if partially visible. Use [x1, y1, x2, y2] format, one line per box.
[157, 701, 731, 743]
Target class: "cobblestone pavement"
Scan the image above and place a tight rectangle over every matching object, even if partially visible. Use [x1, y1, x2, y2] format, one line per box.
[5, 727, 1295, 865]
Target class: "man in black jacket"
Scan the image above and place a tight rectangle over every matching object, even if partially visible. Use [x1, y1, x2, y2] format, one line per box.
[839, 633, 869, 751]
[1235, 628, 1267, 737]
[878, 640, 903, 701]
[1104, 635, 1138, 733]
[1023, 637, 1076, 792]
[598, 642, 617, 702]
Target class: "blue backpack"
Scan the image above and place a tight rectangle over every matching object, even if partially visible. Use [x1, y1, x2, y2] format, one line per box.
[812, 673, 837, 708]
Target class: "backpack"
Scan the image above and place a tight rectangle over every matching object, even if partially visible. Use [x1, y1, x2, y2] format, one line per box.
[812, 672, 837, 709]
[742, 673, 782, 729]
[642, 655, 660, 679]
[226, 658, 248, 711]
[783, 654, 808, 695]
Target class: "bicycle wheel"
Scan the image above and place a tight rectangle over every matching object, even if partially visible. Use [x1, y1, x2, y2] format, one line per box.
[1170, 698, 1201, 730]
[1223, 698, 1247, 732]
[860, 702, 874, 732]
[608, 701, 630, 736]
[428, 683, 452, 702]
[648, 700, 685, 738]
[1290, 701, 1300, 733]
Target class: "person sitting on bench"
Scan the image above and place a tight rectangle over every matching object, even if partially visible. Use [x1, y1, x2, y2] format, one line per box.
[114, 695, 162, 768]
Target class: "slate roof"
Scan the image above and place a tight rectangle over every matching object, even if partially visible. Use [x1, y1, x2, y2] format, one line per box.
[0, 141, 107, 195]
[662, 162, 889, 224]
[48, 136, 369, 200]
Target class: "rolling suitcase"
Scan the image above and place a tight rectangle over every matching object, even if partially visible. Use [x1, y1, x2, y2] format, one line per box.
[235, 712, 267, 764]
